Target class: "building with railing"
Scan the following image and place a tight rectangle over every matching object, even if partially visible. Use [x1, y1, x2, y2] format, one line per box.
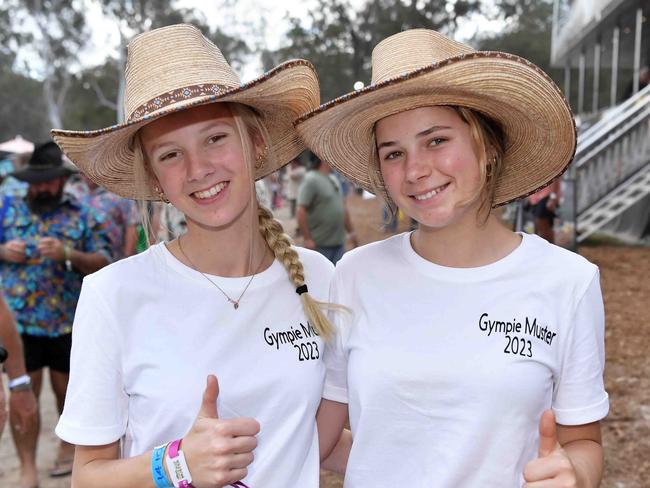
[550, 0, 650, 244]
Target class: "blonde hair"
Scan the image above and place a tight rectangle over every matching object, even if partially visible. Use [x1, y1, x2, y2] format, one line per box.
[369, 105, 506, 222]
[133, 102, 336, 341]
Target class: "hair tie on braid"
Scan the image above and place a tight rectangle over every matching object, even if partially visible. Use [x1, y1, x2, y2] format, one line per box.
[296, 284, 308, 295]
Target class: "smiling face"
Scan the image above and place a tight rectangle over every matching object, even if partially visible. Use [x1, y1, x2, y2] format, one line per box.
[140, 103, 257, 231]
[376, 106, 493, 231]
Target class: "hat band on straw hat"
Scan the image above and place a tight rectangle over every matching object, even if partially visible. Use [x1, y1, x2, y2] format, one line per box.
[128, 83, 232, 122]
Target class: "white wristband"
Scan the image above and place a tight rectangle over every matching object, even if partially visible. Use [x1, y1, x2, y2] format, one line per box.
[8, 374, 31, 389]
[165, 440, 192, 487]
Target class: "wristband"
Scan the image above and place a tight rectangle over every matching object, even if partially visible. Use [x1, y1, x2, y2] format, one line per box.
[151, 443, 172, 488]
[165, 439, 193, 488]
[8, 374, 31, 391]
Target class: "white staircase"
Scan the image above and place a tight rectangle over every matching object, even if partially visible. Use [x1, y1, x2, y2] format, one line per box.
[571, 84, 650, 242]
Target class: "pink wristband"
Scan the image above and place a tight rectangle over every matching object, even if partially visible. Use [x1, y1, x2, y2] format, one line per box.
[166, 439, 194, 488]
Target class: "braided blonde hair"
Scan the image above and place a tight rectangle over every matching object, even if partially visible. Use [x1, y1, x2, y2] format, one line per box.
[228, 103, 336, 341]
[256, 205, 335, 340]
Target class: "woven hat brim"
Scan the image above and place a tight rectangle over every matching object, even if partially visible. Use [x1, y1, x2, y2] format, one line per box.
[296, 52, 576, 207]
[51, 60, 319, 200]
[12, 166, 76, 184]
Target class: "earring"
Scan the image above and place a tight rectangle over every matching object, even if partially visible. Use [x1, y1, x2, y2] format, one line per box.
[486, 155, 497, 179]
[153, 185, 169, 203]
[255, 146, 269, 169]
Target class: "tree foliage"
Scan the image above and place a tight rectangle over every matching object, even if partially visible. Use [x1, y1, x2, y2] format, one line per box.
[0, 0, 91, 129]
[264, 0, 480, 102]
[473, 0, 560, 84]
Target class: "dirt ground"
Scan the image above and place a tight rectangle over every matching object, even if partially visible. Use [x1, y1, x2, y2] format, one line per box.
[0, 191, 647, 487]
[320, 192, 650, 488]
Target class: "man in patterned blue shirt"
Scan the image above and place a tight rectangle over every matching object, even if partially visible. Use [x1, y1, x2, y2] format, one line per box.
[0, 141, 111, 486]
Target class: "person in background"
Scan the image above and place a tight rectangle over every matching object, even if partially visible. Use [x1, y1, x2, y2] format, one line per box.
[285, 159, 306, 219]
[297, 157, 358, 264]
[527, 178, 561, 244]
[80, 175, 139, 260]
[0, 141, 112, 486]
[623, 64, 649, 100]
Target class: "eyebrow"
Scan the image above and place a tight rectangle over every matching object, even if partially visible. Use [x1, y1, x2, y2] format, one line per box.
[377, 125, 452, 150]
[148, 121, 232, 153]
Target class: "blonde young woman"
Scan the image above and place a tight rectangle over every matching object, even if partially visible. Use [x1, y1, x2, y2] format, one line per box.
[52, 25, 338, 488]
[303, 30, 609, 487]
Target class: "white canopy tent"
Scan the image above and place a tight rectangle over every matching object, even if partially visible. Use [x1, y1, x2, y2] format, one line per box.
[0, 135, 34, 155]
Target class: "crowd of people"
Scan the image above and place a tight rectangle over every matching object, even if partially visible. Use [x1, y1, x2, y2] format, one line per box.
[0, 22, 608, 488]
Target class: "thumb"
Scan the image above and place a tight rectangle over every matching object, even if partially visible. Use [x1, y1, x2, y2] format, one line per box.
[198, 374, 219, 419]
[537, 409, 559, 458]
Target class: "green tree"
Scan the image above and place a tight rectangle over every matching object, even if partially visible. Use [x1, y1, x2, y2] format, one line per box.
[473, 0, 561, 85]
[265, 0, 480, 102]
[0, 0, 91, 129]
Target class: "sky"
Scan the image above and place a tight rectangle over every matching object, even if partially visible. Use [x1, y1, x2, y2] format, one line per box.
[20, 0, 504, 82]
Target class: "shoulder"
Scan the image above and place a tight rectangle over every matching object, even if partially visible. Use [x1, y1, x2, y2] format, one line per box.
[336, 233, 404, 275]
[522, 233, 598, 287]
[83, 243, 165, 291]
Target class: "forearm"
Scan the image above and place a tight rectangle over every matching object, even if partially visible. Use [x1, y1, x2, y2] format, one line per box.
[73, 446, 156, 488]
[0, 299, 27, 378]
[564, 439, 603, 488]
[69, 249, 109, 275]
[2, 321, 27, 379]
[321, 428, 351, 475]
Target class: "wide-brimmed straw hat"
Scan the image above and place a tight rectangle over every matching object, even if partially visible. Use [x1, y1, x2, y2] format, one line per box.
[295, 29, 576, 206]
[12, 141, 76, 184]
[52, 24, 320, 201]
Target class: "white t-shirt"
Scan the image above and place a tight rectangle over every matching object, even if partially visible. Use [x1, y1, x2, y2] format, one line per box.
[56, 242, 333, 487]
[325, 232, 609, 487]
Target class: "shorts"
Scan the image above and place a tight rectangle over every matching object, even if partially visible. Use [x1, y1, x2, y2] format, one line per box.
[530, 196, 557, 222]
[21, 333, 72, 373]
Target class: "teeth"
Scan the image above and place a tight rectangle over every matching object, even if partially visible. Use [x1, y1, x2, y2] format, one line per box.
[194, 182, 227, 199]
[414, 184, 447, 201]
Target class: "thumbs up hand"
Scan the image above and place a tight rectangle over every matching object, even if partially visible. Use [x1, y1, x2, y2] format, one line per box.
[523, 410, 577, 487]
[182, 375, 260, 488]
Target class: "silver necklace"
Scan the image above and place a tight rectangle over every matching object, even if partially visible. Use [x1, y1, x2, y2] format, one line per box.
[177, 236, 267, 310]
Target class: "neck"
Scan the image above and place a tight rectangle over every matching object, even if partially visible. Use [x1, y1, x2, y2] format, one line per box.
[170, 205, 272, 277]
[411, 208, 520, 268]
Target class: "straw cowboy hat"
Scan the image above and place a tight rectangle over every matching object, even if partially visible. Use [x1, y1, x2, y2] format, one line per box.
[52, 24, 320, 201]
[295, 29, 576, 206]
[12, 141, 76, 184]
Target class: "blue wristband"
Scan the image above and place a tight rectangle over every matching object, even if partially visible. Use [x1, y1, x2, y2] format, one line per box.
[152, 443, 172, 488]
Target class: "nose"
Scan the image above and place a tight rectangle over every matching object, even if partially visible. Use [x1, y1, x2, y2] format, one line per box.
[185, 149, 215, 182]
[404, 152, 431, 184]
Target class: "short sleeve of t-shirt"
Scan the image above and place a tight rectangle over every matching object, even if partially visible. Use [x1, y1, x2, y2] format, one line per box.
[553, 270, 609, 425]
[297, 176, 316, 208]
[322, 269, 349, 403]
[55, 279, 128, 445]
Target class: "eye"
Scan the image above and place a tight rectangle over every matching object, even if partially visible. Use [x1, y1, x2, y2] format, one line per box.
[159, 151, 180, 162]
[383, 150, 403, 161]
[207, 133, 226, 145]
[428, 137, 446, 147]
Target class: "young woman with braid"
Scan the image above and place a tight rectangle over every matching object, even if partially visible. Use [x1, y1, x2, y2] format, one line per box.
[51, 25, 338, 488]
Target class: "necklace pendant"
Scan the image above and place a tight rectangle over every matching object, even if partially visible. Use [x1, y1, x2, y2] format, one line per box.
[233, 302, 239, 310]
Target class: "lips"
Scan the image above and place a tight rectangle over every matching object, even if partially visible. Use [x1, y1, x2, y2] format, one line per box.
[412, 183, 449, 201]
[192, 181, 228, 199]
